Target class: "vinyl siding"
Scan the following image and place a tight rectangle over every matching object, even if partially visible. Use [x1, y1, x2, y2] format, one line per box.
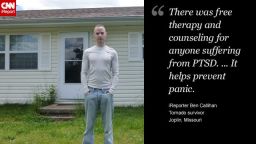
[0, 25, 144, 106]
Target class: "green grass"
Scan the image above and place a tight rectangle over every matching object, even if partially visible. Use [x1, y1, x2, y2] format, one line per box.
[0, 104, 144, 144]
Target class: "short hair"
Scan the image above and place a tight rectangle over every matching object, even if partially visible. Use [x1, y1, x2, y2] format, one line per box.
[94, 24, 107, 32]
[95, 24, 105, 28]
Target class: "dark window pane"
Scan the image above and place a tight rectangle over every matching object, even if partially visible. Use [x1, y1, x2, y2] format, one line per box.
[0, 54, 4, 69]
[65, 38, 83, 60]
[65, 61, 82, 83]
[0, 35, 5, 51]
[10, 53, 38, 69]
[10, 35, 38, 51]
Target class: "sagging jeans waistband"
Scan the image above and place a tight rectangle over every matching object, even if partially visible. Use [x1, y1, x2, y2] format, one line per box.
[88, 86, 110, 91]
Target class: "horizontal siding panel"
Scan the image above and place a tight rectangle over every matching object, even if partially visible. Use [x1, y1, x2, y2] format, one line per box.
[107, 38, 127, 42]
[0, 75, 57, 79]
[0, 93, 32, 98]
[114, 94, 144, 98]
[114, 97, 144, 102]
[119, 73, 143, 77]
[0, 86, 42, 90]
[120, 67, 143, 71]
[0, 83, 55, 87]
[118, 81, 144, 85]
[113, 49, 128, 53]
[115, 85, 144, 90]
[114, 48, 127, 51]
[0, 71, 57, 76]
[119, 59, 144, 63]
[108, 45, 127, 49]
[119, 71, 144, 75]
[0, 90, 35, 94]
[119, 63, 144, 67]
[114, 89, 143, 94]
[0, 98, 33, 104]
[109, 26, 143, 32]
[119, 60, 144, 63]
[117, 53, 129, 57]
[114, 101, 144, 106]
[119, 75, 143, 79]
[0, 79, 57, 83]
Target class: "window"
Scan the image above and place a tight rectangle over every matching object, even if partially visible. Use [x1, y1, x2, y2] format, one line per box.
[0, 35, 5, 69]
[0, 53, 4, 69]
[128, 32, 144, 61]
[0, 33, 51, 70]
[9, 35, 38, 69]
[10, 53, 38, 69]
[0, 35, 4, 51]
[64, 37, 83, 83]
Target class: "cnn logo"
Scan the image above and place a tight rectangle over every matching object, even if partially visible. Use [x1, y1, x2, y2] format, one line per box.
[0, 0, 16, 16]
[1, 2, 15, 9]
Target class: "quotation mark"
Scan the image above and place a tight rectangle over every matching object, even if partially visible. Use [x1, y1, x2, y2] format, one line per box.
[152, 5, 165, 16]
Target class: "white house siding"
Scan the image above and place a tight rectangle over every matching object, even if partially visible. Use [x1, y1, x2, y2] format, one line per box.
[0, 25, 144, 106]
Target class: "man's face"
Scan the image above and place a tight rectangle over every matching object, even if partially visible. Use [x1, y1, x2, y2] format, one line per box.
[94, 26, 107, 46]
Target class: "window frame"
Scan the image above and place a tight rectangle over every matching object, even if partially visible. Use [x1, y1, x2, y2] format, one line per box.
[9, 34, 39, 70]
[128, 32, 144, 62]
[0, 35, 7, 70]
[0, 33, 42, 71]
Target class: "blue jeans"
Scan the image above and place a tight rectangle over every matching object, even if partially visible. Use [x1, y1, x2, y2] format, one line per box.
[82, 87, 114, 144]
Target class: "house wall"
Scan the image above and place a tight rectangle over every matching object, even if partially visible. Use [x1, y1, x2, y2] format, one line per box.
[0, 25, 144, 106]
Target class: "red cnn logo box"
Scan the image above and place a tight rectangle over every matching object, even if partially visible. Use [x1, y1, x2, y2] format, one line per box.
[0, 0, 16, 16]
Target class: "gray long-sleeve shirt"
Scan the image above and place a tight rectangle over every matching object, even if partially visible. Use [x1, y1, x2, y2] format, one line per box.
[81, 45, 119, 94]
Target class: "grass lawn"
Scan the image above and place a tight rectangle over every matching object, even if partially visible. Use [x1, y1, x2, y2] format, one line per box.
[0, 104, 144, 144]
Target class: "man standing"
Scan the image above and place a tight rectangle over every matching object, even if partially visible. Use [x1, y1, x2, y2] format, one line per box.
[81, 24, 119, 144]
